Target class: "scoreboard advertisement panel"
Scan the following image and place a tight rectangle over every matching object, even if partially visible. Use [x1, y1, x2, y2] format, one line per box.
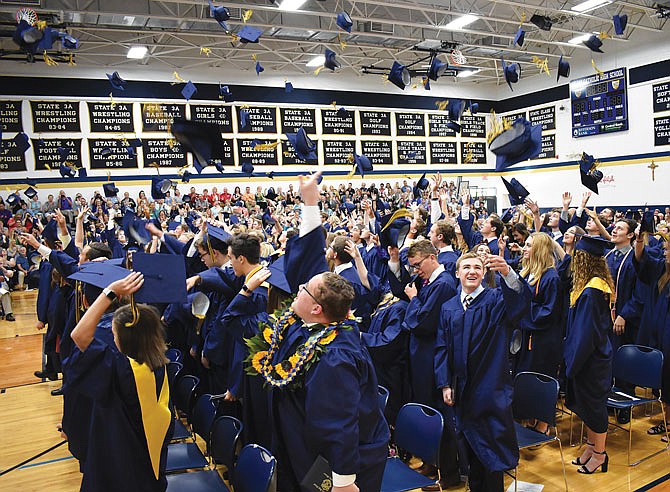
[570, 67, 628, 138]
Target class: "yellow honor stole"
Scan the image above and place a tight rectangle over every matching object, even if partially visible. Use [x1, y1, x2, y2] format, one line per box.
[128, 358, 171, 480]
[570, 277, 613, 307]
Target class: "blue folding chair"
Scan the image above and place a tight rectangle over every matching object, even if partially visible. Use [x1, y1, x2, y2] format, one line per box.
[167, 347, 183, 363]
[607, 344, 669, 466]
[171, 374, 199, 442]
[166, 416, 244, 492]
[167, 394, 217, 473]
[233, 444, 277, 492]
[381, 403, 443, 492]
[512, 372, 568, 491]
[378, 385, 390, 412]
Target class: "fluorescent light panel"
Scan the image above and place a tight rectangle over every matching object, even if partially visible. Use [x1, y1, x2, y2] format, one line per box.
[277, 0, 308, 11]
[306, 55, 325, 67]
[127, 46, 148, 59]
[457, 68, 480, 78]
[442, 14, 478, 30]
[571, 0, 612, 13]
[568, 33, 592, 44]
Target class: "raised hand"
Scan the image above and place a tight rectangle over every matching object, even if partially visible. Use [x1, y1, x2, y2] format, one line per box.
[107, 272, 144, 297]
[561, 192, 572, 210]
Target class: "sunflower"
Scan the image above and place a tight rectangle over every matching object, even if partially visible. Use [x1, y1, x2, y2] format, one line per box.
[263, 327, 273, 344]
[275, 360, 293, 379]
[288, 354, 301, 367]
[252, 351, 268, 373]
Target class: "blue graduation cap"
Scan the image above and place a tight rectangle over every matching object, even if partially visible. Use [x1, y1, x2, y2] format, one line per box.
[68, 261, 130, 301]
[181, 81, 197, 100]
[24, 187, 38, 199]
[180, 170, 191, 183]
[59, 163, 77, 179]
[428, 55, 448, 81]
[336, 11, 353, 33]
[255, 60, 264, 76]
[131, 252, 187, 304]
[207, 224, 231, 244]
[423, 77, 431, 90]
[324, 49, 340, 71]
[241, 162, 255, 176]
[238, 25, 262, 43]
[530, 14, 552, 31]
[557, 55, 570, 82]
[502, 57, 521, 91]
[123, 213, 152, 247]
[575, 235, 613, 257]
[379, 210, 412, 249]
[59, 32, 79, 50]
[13, 132, 30, 153]
[500, 207, 515, 223]
[513, 27, 525, 47]
[466, 100, 479, 114]
[209, 0, 231, 31]
[413, 173, 429, 199]
[12, 20, 43, 53]
[6, 193, 20, 206]
[152, 176, 172, 200]
[57, 146, 71, 162]
[613, 14, 627, 35]
[583, 35, 604, 53]
[285, 81, 294, 93]
[214, 161, 225, 173]
[103, 183, 119, 198]
[446, 121, 461, 133]
[501, 177, 529, 206]
[35, 27, 59, 52]
[579, 152, 603, 194]
[489, 118, 542, 172]
[267, 254, 291, 294]
[354, 153, 373, 177]
[266, 171, 275, 180]
[42, 219, 59, 244]
[337, 107, 349, 118]
[171, 119, 225, 173]
[640, 211, 656, 235]
[388, 61, 411, 90]
[286, 127, 317, 162]
[219, 84, 234, 102]
[106, 71, 126, 91]
[448, 99, 465, 123]
[78, 167, 87, 178]
[239, 108, 250, 129]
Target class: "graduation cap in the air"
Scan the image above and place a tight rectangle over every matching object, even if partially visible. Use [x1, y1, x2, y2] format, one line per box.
[353, 153, 373, 177]
[103, 183, 119, 198]
[152, 176, 173, 200]
[24, 187, 38, 199]
[59, 32, 79, 50]
[34, 26, 59, 52]
[502, 57, 521, 91]
[583, 35, 604, 53]
[557, 55, 570, 82]
[171, 119, 225, 173]
[428, 55, 448, 81]
[42, 219, 59, 244]
[286, 127, 317, 162]
[266, 254, 291, 294]
[219, 84, 234, 102]
[238, 25, 263, 43]
[388, 61, 411, 90]
[413, 173, 429, 199]
[241, 162, 255, 176]
[131, 252, 187, 304]
[107, 71, 126, 91]
[6, 193, 20, 206]
[640, 210, 656, 234]
[336, 11, 353, 32]
[613, 14, 628, 36]
[209, 0, 231, 31]
[379, 209, 413, 249]
[513, 27, 525, 47]
[489, 118, 542, 172]
[59, 163, 77, 179]
[79, 167, 87, 178]
[68, 261, 130, 302]
[447, 99, 466, 133]
[57, 146, 71, 162]
[239, 108, 250, 129]
[530, 14, 552, 31]
[181, 81, 197, 100]
[285, 81, 294, 93]
[500, 207, 515, 223]
[466, 100, 479, 115]
[575, 235, 613, 257]
[579, 152, 604, 194]
[9, 132, 30, 154]
[501, 177, 530, 206]
[324, 48, 340, 71]
[337, 107, 349, 118]
[12, 20, 44, 53]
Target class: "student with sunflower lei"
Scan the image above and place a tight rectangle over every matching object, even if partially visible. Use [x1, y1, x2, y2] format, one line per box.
[245, 171, 389, 492]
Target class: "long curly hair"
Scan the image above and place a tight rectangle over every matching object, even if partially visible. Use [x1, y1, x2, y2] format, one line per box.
[570, 249, 614, 298]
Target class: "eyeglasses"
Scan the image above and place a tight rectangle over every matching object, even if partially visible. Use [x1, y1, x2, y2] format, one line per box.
[300, 283, 321, 305]
[408, 256, 430, 271]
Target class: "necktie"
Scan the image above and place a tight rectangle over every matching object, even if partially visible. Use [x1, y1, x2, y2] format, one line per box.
[463, 295, 473, 310]
[423, 278, 429, 287]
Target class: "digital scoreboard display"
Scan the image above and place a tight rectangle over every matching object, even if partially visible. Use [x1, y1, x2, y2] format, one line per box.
[570, 67, 628, 138]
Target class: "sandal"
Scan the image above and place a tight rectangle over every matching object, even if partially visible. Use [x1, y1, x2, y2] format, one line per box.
[648, 422, 667, 435]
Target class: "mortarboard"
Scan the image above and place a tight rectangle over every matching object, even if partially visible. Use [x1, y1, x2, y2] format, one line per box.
[265, 187, 277, 201]
[557, 55, 570, 82]
[489, 118, 542, 172]
[171, 119, 225, 172]
[513, 27, 525, 47]
[59, 32, 79, 50]
[12, 20, 43, 53]
[448, 99, 465, 125]
[6, 193, 19, 206]
[255, 60, 264, 76]
[24, 187, 38, 199]
[640, 211, 656, 234]
[583, 35, 604, 53]
[500, 207, 515, 223]
[324, 48, 340, 71]
[579, 152, 603, 194]
[42, 219, 59, 244]
[13, 132, 30, 153]
[103, 183, 119, 198]
[286, 127, 317, 162]
[501, 57, 521, 91]
[68, 261, 130, 301]
[151, 176, 172, 200]
[530, 14, 552, 31]
[57, 146, 71, 162]
[168, 221, 181, 231]
[428, 55, 448, 81]
[267, 254, 291, 294]
[337, 107, 349, 118]
[336, 11, 353, 33]
[131, 252, 187, 304]
[266, 171, 275, 180]
[59, 162, 77, 179]
[209, 0, 231, 31]
[501, 177, 530, 206]
[388, 61, 411, 90]
[214, 161, 225, 173]
[613, 14, 628, 36]
[204, 224, 231, 253]
[122, 211, 152, 247]
[239, 108, 250, 129]
[379, 209, 413, 249]
[354, 153, 373, 177]
[446, 121, 461, 133]
[466, 100, 479, 114]
[241, 162, 255, 176]
[107, 71, 126, 91]
[219, 84, 234, 102]
[34, 27, 58, 51]
[181, 81, 197, 100]
[285, 81, 294, 93]
[575, 235, 613, 257]
[78, 167, 87, 178]
[413, 173, 429, 199]
[238, 25, 262, 43]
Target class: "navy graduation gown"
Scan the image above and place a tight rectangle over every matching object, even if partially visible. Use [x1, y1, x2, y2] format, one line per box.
[606, 250, 647, 348]
[437, 249, 459, 280]
[338, 265, 381, 324]
[564, 287, 613, 433]
[434, 281, 531, 472]
[457, 212, 500, 255]
[45, 283, 67, 353]
[36, 260, 53, 324]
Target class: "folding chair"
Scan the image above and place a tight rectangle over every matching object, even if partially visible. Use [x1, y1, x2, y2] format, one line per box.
[167, 393, 217, 473]
[233, 444, 277, 492]
[166, 416, 244, 491]
[380, 403, 443, 492]
[171, 373, 199, 442]
[166, 347, 184, 363]
[378, 385, 390, 412]
[606, 344, 669, 466]
[511, 372, 568, 491]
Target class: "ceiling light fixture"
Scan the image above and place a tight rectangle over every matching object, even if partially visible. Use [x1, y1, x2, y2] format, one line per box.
[571, 0, 612, 14]
[277, 0, 308, 11]
[442, 14, 478, 30]
[568, 33, 592, 44]
[127, 45, 148, 59]
[457, 68, 480, 78]
[306, 55, 325, 67]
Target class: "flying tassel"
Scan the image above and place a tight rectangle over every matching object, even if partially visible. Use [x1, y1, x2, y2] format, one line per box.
[68, 53, 76, 66]
[591, 59, 604, 76]
[338, 34, 347, 50]
[531, 56, 550, 76]
[331, 101, 338, 109]
[166, 138, 177, 149]
[36, 20, 47, 30]
[171, 71, 187, 84]
[313, 66, 324, 76]
[230, 33, 240, 43]
[435, 100, 449, 111]
[43, 51, 59, 66]
[463, 142, 475, 164]
[253, 141, 280, 151]
[598, 31, 611, 40]
[106, 170, 111, 181]
[109, 93, 117, 108]
[242, 9, 253, 22]
[200, 47, 212, 56]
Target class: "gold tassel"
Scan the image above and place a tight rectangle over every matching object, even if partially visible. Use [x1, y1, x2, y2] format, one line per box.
[599, 31, 611, 39]
[125, 295, 140, 327]
[36, 20, 47, 30]
[68, 53, 76, 66]
[109, 93, 117, 108]
[338, 34, 347, 50]
[43, 51, 58, 66]
[313, 66, 324, 76]
[242, 9, 253, 22]
[200, 47, 212, 56]
[379, 209, 414, 232]
[591, 59, 604, 76]
[230, 33, 240, 43]
[171, 71, 187, 84]
[331, 101, 338, 108]
[531, 56, 550, 76]
[435, 100, 449, 111]
[253, 141, 280, 151]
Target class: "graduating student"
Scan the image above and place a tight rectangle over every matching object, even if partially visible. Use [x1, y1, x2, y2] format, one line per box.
[457, 192, 503, 256]
[435, 251, 531, 492]
[428, 219, 459, 279]
[564, 236, 615, 474]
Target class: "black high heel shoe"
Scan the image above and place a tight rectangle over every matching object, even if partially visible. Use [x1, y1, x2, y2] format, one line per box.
[572, 442, 594, 466]
[578, 450, 608, 474]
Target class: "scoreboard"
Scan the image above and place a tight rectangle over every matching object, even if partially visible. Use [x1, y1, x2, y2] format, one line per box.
[571, 67, 628, 138]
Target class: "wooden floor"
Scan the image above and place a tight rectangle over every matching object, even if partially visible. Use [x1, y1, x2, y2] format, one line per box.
[1, 291, 669, 491]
